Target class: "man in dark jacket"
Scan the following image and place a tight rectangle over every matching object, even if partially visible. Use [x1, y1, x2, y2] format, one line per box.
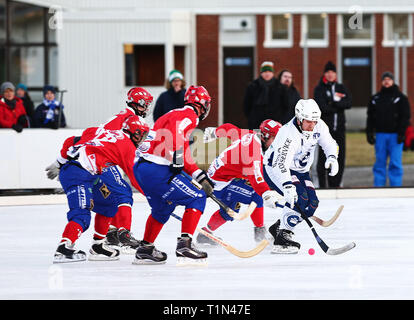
[366, 72, 411, 187]
[243, 61, 285, 129]
[34, 85, 66, 129]
[314, 61, 352, 188]
[153, 69, 186, 122]
[278, 69, 301, 124]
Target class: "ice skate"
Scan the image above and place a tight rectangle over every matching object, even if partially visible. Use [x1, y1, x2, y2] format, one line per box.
[196, 227, 219, 246]
[53, 240, 86, 263]
[176, 236, 208, 266]
[271, 229, 301, 254]
[254, 226, 267, 242]
[268, 219, 280, 241]
[118, 228, 141, 254]
[89, 239, 120, 261]
[133, 241, 167, 265]
[105, 227, 121, 248]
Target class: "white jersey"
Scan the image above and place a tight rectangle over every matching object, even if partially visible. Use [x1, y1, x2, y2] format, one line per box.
[264, 117, 338, 187]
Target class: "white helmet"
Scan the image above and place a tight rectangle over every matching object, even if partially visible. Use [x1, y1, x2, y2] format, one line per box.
[295, 99, 321, 122]
[295, 99, 321, 138]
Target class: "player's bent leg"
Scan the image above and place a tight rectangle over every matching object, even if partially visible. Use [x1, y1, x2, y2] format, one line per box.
[89, 213, 120, 261]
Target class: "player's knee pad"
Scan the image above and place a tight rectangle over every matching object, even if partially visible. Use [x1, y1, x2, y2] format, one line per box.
[186, 194, 206, 214]
[219, 208, 234, 221]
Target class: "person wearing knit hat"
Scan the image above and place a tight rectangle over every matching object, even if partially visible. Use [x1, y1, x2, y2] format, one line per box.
[16, 83, 35, 126]
[313, 61, 352, 188]
[366, 71, 411, 187]
[243, 60, 285, 129]
[33, 85, 66, 129]
[153, 69, 186, 122]
[0, 81, 28, 132]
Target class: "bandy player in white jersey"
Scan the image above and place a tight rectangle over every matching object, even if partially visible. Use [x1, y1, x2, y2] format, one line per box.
[263, 99, 339, 253]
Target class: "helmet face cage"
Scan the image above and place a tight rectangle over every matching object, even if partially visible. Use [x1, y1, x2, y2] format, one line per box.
[127, 88, 153, 118]
[122, 116, 150, 147]
[184, 85, 211, 120]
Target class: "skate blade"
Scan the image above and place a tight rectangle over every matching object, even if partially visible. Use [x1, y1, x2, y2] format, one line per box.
[270, 245, 299, 254]
[120, 246, 137, 255]
[132, 258, 167, 265]
[53, 253, 86, 264]
[176, 257, 208, 267]
[88, 254, 120, 261]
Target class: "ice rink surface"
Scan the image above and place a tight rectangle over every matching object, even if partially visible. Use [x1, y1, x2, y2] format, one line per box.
[0, 196, 413, 300]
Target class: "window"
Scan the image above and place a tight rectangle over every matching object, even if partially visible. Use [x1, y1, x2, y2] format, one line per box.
[264, 14, 293, 47]
[339, 13, 374, 46]
[301, 14, 328, 47]
[0, 0, 58, 99]
[383, 14, 413, 46]
[124, 44, 165, 86]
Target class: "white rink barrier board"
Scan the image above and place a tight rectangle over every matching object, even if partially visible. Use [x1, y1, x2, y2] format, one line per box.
[0, 128, 83, 189]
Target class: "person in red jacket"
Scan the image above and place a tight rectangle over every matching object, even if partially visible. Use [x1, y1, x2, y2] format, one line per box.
[0, 82, 27, 132]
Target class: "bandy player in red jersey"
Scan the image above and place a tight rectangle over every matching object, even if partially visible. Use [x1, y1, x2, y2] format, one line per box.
[132, 85, 214, 265]
[46, 87, 153, 254]
[52, 115, 150, 263]
[195, 119, 282, 245]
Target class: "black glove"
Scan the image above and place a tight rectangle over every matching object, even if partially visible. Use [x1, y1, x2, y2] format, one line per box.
[397, 135, 405, 144]
[17, 115, 27, 126]
[366, 132, 375, 145]
[169, 147, 184, 175]
[195, 170, 214, 196]
[12, 123, 23, 133]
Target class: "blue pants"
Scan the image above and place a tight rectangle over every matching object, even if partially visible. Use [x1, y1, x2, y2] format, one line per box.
[373, 133, 404, 187]
[133, 161, 206, 224]
[92, 166, 133, 217]
[264, 169, 319, 217]
[214, 179, 263, 221]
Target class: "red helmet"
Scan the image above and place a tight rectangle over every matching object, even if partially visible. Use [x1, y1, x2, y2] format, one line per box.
[184, 85, 211, 120]
[126, 87, 153, 118]
[122, 115, 150, 147]
[259, 119, 282, 140]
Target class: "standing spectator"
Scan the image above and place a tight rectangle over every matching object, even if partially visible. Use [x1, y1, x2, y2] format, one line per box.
[34, 85, 66, 129]
[278, 69, 301, 124]
[152, 69, 186, 122]
[243, 61, 285, 129]
[366, 72, 411, 187]
[16, 83, 35, 127]
[0, 81, 27, 133]
[314, 61, 352, 188]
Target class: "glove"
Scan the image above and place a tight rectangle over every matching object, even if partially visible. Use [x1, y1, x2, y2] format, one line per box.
[194, 170, 214, 195]
[325, 155, 339, 176]
[169, 147, 184, 175]
[17, 115, 27, 126]
[203, 127, 217, 143]
[366, 131, 375, 145]
[12, 123, 23, 133]
[262, 190, 280, 209]
[282, 184, 298, 208]
[397, 135, 405, 144]
[45, 160, 63, 180]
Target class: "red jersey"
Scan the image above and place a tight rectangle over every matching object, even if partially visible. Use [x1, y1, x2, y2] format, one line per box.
[59, 127, 142, 192]
[207, 123, 270, 196]
[142, 106, 200, 176]
[0, 96, 27, 128]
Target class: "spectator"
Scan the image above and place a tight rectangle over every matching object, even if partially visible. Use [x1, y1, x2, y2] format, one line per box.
[16, 83, 35, 127]
[366, 71, 411, 187]
[0, 81, 28, 133]
[153, 69, 186, 122]
[314, 61, 352, 188]
[403, 125, 414, 151]
[34, 85, 66, 129]
[278, 69, 301, 124]
[243, 61, 285, 129]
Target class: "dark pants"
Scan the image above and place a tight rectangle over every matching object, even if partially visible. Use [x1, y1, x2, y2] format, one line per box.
[317, 129, 345, 188]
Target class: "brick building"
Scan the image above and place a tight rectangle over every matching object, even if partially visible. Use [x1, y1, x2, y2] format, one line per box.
[1, 0, 414, 129]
